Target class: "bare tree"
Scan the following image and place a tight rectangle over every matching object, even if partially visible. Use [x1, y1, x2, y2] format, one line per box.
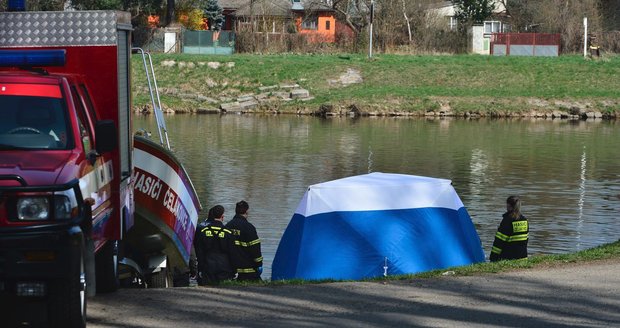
[499, 0, 536, 32]
[600, 0, 620, 30]
[330, 0, 370, 35]
[401, 0, 412, 43]
[535, 0, 602, 52]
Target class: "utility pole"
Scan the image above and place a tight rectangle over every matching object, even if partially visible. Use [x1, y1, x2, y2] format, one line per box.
[369, 0, 374, 58]
[583, 17, 588, 58]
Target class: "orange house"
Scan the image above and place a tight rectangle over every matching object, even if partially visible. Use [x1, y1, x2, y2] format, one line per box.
[219, 0, 339, 44]
[294, 9, 336, 43]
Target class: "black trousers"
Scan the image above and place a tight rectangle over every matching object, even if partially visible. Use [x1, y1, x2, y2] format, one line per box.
[236, 272, 261, 281]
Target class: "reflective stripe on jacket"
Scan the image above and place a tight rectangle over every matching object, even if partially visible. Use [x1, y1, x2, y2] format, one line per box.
[490, 213, 529, 262]
[196, 220, 237, 283]
[225, 214, 263, 275]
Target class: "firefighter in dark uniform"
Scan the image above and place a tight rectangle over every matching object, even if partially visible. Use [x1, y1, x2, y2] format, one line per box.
[195, 205, 238, 285]
[490, 196, 529, 262]
[191, 207, 214, 285]
[225, 200, 263, 281]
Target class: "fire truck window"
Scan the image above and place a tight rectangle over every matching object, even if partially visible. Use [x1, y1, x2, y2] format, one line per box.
[79, 85, 99, 121]
[0, 95, 70, 150]
[77, 114, 92, 153]
[70, 87, 93, 153]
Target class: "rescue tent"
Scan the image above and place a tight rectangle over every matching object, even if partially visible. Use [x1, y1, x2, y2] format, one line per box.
[271, 172, 485, 281]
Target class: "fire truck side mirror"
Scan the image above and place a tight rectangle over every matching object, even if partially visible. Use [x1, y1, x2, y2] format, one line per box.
[95, 120, 118, 154]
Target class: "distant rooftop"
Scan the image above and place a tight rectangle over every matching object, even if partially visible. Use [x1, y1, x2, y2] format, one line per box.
[219, 0, 332, 16]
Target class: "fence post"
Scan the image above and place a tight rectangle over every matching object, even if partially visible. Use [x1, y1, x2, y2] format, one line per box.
[506, 33, 510, 56]
[533, 33, 536, 56]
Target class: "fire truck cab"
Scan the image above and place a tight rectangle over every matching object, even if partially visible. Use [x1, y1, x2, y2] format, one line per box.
[0, 11, 134, 327]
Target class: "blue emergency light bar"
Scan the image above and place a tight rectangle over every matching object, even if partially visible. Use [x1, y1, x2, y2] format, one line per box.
[8, 0, 26, 11]
[0, 49, 66, 67]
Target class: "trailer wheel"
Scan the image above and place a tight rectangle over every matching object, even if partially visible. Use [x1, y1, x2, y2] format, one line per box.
[148, 260, 173, 288]
[95, 240, 119, 293]
[48, 247, 86, 328]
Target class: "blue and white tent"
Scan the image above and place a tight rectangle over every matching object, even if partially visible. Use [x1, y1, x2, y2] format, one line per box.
[271, 172, 485, 281]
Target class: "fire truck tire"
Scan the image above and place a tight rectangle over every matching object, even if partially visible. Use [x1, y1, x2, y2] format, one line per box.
[48, 247, 87, 328]
[95, 241, 120, 293]
[148, 260, 173, 288]
[85, 238, 96, 297]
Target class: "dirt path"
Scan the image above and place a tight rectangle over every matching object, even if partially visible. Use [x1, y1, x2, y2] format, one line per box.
[88, 260, 620, 327]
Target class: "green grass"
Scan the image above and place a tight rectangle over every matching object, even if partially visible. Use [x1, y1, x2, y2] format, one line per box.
[131, 53, 620, 113]
[405, 239, 620, 279]
[201, 240, 620, 287]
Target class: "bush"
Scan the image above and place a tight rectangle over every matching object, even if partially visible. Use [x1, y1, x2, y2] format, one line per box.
[599, 31, 620, 53]
[236, 31, 346, 54]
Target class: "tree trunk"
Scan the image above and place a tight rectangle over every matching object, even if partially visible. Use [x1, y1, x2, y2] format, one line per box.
[331, 0, 362, 35]
[165, 0, 175, 26]
[402, 0, 412, 43]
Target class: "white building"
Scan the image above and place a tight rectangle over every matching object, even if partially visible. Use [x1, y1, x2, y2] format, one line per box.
[427, 0, 509, 55]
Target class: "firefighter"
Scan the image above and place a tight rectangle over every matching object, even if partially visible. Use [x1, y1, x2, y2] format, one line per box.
[490, 196, 529, 262]
[192, 207, 213, 285]
[225, 200, 263, 281]
[195, 205, 237, 285]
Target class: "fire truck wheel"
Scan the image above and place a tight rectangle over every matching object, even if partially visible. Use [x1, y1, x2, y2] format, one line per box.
[148, 260, 173, 288]
[95, 240, 120, 293]
[48, 247, 87, 328]
[85, 238, 96, 297]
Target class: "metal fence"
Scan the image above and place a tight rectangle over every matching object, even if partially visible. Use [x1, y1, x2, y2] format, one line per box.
[183, 30, 235, 55]
[491, 33, 561, 57]
[133, 27, 166, 53]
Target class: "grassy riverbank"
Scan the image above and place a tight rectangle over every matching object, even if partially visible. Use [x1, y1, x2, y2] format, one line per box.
[412, 239, 620, 278]
[132, 53, 620, 117]
[224, 240, 620, 286]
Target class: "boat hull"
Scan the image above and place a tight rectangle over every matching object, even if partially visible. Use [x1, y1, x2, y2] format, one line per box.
[128, 136, 201, 275]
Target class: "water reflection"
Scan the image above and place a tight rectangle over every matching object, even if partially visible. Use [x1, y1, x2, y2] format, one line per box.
[134, 115, 620, 279]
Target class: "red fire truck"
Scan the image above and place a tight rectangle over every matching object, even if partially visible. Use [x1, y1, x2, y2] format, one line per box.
[0, 10, 201, 327]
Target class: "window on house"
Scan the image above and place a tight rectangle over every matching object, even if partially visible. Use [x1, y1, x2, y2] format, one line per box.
[292, 0, 304, 10]
[484, 21, 502, 34]
[302, 16, 318, 30]
[326, 20, 331, 31]
[449, 16, 458, 30]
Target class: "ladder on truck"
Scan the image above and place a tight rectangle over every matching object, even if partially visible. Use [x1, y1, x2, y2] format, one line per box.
[132, 48, 171, 150]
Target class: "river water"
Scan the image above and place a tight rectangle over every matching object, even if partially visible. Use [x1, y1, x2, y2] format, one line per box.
[134, 114, 620, 279]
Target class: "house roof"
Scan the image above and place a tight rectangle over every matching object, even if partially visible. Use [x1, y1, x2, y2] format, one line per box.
[425, 0, 506, 16]
[426, 1, 453, 10]
[221, 0, 332, 17]
[236, 0, 292, 17]
[303, 0, 333, 12]
[218, 0, 250, 10]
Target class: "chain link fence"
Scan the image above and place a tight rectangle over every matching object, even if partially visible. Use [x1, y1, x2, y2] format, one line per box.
[133, 28, 234, 54]
[183, 30, 235, 55]
[133, 27, 166, 53]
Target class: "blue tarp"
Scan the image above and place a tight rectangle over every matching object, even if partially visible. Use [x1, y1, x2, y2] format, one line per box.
[271, 172, 485, 281]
